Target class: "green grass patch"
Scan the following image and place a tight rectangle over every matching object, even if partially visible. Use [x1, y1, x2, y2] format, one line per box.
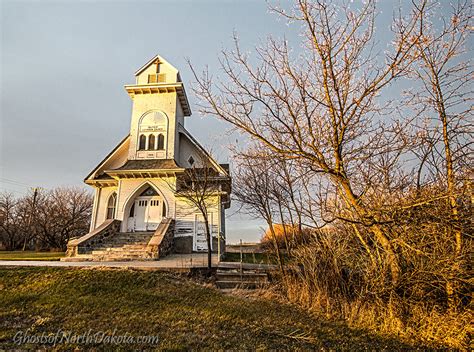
[0, 251, 65, 261]
[0, 267, 419, 350]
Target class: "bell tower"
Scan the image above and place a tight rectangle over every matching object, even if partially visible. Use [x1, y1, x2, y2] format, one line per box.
[124, 55, 191, 161]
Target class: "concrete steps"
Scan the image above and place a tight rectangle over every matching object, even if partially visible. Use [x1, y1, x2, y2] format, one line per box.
[89, 231, 154, 261]
[92, 245, 146, 253]
[216, 271, 269, 282]
[215, 262, 275, 290]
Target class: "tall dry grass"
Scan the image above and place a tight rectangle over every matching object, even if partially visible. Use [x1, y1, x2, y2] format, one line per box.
[274, 219, 472, 350]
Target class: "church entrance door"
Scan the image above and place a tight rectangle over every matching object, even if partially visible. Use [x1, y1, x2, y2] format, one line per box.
[133, 196, 162, 231]
[127, 186, 163, 232]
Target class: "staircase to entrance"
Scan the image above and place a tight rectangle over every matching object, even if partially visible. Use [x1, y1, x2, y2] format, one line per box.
[89, 232, 153, 261]
[63, 218, 175, 262]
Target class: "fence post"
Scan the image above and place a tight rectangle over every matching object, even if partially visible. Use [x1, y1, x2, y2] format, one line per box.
[217, 231, 221, 262]
[240, 239, 243, 281]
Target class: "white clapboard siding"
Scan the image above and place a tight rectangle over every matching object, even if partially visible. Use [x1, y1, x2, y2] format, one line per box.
[93, 186, 118, 229]
[175, 196, 220, 238]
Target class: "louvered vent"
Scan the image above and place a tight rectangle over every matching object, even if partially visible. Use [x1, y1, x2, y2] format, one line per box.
[148, 74, 157, 83]
[157, 73, 166, 82]
[147, 74, 166, 84]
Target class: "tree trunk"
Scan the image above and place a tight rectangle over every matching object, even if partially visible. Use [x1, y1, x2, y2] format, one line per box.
[429, 76, 462, 308]
[436, 82, 462, 257]
[276, 199, 291, 254]
[339, 177, 401, 284]
[266, 220, 285, 275]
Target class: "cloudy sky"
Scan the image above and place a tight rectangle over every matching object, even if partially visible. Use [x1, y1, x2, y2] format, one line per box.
[0, 0, 448, 242]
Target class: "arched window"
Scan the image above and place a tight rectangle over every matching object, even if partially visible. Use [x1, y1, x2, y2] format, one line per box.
[162, 201, 167, 217]
[148, 134, 155, 150]
[157, 134, 165, 150]
[137, 111, 167, 156]
[106, 192, 117, 219]
[138, 134, 146, 150]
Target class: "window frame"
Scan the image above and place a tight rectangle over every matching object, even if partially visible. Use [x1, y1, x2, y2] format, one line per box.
[106, 192, 117, 220]
[157, 133, 165, 150]
[138, 134, 147, 150]
[148, 134, 155, 150]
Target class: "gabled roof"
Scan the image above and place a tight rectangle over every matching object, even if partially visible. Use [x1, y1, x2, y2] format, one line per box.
[178, 124, 230, 177]
[134, 54, 179, 78]
[84, 135, 130, 182]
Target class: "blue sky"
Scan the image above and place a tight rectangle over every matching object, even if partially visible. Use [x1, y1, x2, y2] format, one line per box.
[0, 0, 456, 243]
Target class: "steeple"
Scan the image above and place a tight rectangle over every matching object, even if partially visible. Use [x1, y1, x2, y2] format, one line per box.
[124, 55, 191, 161]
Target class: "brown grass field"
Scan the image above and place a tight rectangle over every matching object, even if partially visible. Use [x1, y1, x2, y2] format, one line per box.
[0, 267, 427, 351]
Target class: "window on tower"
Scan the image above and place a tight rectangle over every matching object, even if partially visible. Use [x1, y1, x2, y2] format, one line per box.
[148, 74, 157, 83]
[148, 134, 155, 150]
[137, 111, 167, 157]
[147, 74, 166, 83]
[157, 134, 165, 150]
[139, 134, 146, 150]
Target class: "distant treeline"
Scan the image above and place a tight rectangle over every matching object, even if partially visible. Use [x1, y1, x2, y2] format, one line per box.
[0, 187, 92, 251]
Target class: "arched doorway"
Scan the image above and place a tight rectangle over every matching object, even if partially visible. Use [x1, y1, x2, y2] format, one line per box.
[126, 186, 166, 232]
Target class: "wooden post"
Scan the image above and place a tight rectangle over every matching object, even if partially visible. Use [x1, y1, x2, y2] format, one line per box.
[240, 239, 243, 281]
[217, 231, 221, 262]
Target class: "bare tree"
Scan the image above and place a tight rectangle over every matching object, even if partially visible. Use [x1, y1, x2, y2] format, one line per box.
[171, 156, 230, 271]
[0, 187, 92, 251]
[190, 0, 427, 283]
[410, 0, 472, 255]
[0, 192, 22, 250]
[407, 0, 473, 305]
[34, 187, 92, 250]
[186, 0, 472, 345]
[232, 149, 286, 272]
[16, 188, 40, 250]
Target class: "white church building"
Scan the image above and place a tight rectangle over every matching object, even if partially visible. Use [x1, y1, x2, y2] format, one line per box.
[65, 55, 231, 261]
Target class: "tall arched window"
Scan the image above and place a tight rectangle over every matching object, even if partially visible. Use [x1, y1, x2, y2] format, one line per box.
[106, 192, 117, 219]
[138, 134, 146, 150]
[148, 134, 155, 150]
[157, 134, 165, 150]
[162, 202, 167, 217]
